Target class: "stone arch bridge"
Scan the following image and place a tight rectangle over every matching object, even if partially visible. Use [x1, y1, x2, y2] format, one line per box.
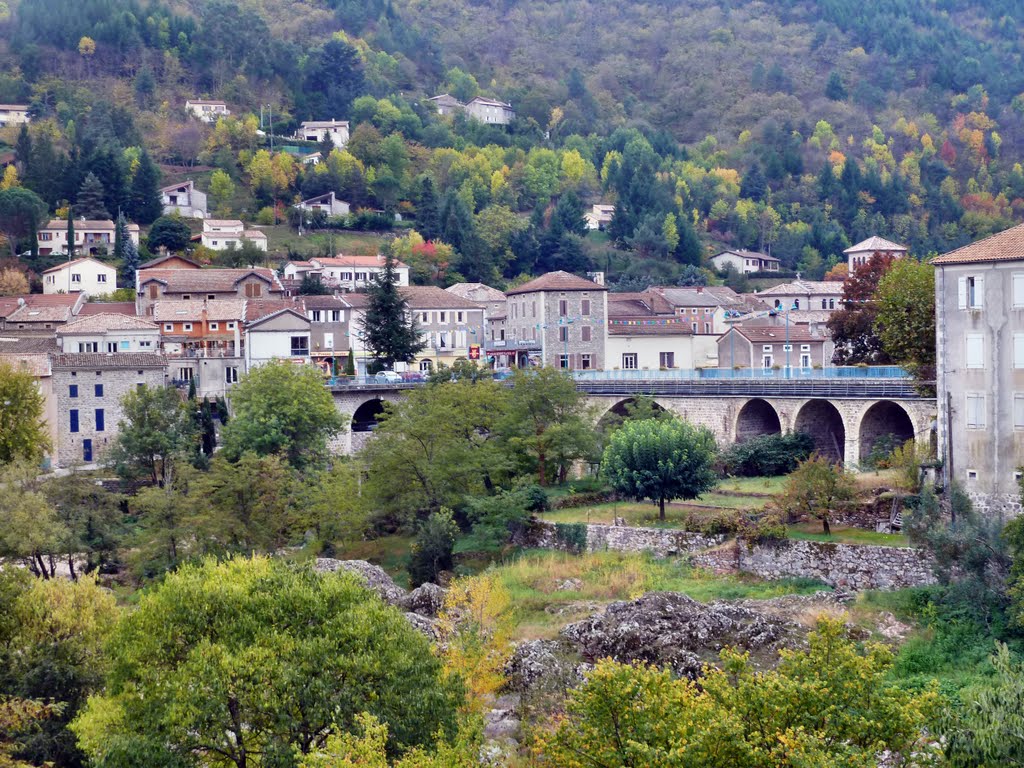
[331, 379, 936, 466]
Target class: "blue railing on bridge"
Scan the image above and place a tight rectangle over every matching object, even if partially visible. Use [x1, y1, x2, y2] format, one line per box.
[571, 366, 910, 382]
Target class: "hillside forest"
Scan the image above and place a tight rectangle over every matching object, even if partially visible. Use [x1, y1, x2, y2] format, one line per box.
[3, 1, 1024, 286]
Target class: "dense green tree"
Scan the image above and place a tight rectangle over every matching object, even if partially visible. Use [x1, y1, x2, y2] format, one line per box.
[302, 39, 366, 120]
[780, 454, 857, 535]
[825, 70, 848, 100]
[43, 470, 123, 578]
[104, 384, 196, 486]
[362, 252, 426, 371]
[0, 359, 50, 464]
[0, 187, 48, 260]
[146, 215, 192, 252]
[408, 509, 459, 587]
[75, 172, 109, 219]
[874, 258, 936, 380]
[500, 368, 595, 486]
[0, 460, 66, 579]
[602, 418, 718, 520]
[127, 150, 162, 224]
[828, 253, 896, 365]
[71, 557, 462, 766]
[220, 361, 344, 470]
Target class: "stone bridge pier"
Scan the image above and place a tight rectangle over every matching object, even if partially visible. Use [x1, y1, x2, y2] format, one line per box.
[331, 389, 406, 454]
[590, 394, 936, 468]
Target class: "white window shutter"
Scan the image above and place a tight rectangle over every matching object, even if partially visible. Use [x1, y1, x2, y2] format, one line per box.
[1016, 334, 1024, 369]
[958, 277, 967, 309]
[1015, 274, 1024, 308]
[1015, 394, 1024, 429]
[966, 335, 984, 369]
[975, 275, 985, 308]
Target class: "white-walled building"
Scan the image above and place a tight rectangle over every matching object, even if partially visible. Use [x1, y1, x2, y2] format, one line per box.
[38, 219, 140, 257]
[201, 220, 268, 251]
[756, 279, 845, 313]
[41, 257, 117, 296]
[244, 307, 311, 369]
[185, 99, 230, 123]
[0, 104, 30, 127]
[296, 192, 350, 218]
[844, 236, 907, 272]
[464, 96, 515, 125]
[57, 313, 159, 354]
[307, 255, 409, 290]
[161, 180, 208, 219]
[710, 249, 781, 274]
[295, 120, 350, 147]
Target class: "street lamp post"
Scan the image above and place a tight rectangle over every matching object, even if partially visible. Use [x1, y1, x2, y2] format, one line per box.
[783, 301, 797, 378]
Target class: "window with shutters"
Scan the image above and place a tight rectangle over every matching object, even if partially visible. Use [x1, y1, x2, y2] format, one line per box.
[1015, 274, 1024, 308]
[559, 326, 568, 342]
[581, 299, 591, 316]
[965, 334, 985, 369]
[622, 353, 638, 369]
[559, 300, 568, 317]
[581, 326, 592, 342]
[1014, 394, 1024, 430]
[1016, 334, 1024, 369]
[965, 393, 986, 429]
[959, 275, 984, 309]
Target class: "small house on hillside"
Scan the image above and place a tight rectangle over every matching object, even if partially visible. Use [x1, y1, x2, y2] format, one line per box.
[427, 94, 464, 116]
[584, 204, 615, 231]
[843, 236, 908, 272]
[161, 180, 208, 219]
[42, 257, 117, 296]
[296, 192, 350, 218]
[185, 99, 230, 123]
[0, 104, 30, 127]
[295, 120, 350, 147]
[200, 220, 267, 251]
[710, 249, 780, 274]
[464, 96, 515, 125]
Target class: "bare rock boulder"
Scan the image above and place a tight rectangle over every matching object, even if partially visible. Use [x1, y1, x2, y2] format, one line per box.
[561, 591, 793, 679]
[314, 558, 407, 605]
[402, 582, 447, 617]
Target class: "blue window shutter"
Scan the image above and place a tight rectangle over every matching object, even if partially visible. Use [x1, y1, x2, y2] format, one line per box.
[95, 409, 105, 432]
[70, 409, 79, 433]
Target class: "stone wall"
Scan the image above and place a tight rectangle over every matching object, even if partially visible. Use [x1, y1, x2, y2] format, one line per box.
[527, 521, 936, 590]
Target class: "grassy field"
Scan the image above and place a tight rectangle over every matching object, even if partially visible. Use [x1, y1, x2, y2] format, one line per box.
[787, 524, 910, 547]
[260, 225, 388, 257]
[492, 550, 829, 639]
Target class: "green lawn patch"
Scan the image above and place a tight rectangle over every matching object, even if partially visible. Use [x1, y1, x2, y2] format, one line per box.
[786, 524, 910, 547]
[330, 535, 415, 588]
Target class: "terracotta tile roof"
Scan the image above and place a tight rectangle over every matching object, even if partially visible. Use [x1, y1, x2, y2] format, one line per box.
[340, 294, 370, 309]
[730, 326, 829, 343]
[0, 294, 79, 319]
[139, 268, 282, 293]
[247, 308, 309, 329]
[41, 257, 116, 274]
[58, 313, 157, 334]
[79, 302, 138, 316]
[153, 300, 246, 322]
[400, 286, 485, 310]
[41, 219, 117, 231]
[757, 280, 845, 296]
[506, 271, 606, 295]
[50, 352, 167, 369]
[138, 254, 203, 270]
[245, 299, 298, 322]
[713, 248, 780, 262]
[0, 336, 60, 354]
[204, 219, 244, 228]
[6, 301, 79, 323]
[300, 295, 347, 310]
[932, 223, 1024, 265]
[609, 291, 676, 315]
[844, 236, 908, 254]
[608, 317, 694, 336]
[650, 288, 726, 308]
[445, 283, 507, 302]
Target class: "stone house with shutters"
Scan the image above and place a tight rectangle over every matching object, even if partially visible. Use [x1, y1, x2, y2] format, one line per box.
[136, 267, 283, 316]
[0, 294, 84, 334]
[933, 223, 1024, 516]
[56, 313, 159, 354]
[502, 271, 607, 370]
[716, 324, 833, 371]
[300, 295, 352, 373]
[756, 279, 846, 313]
[50, 352, 167, 467]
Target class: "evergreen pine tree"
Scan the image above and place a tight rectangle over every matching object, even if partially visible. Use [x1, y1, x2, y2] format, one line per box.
[739, 163, 768, 201]
[363, 250, 426, 372]
[674, 213, 704, 266]
[14, 125, 31, 173]
[76, 173, 110, 219]
[415, 177, 440, 241]
[825, 70, 848, 101]
[129, 151, 163, 224]
[66, 208, 75, 258]
[113, 211, 125, 262]
[122, 236, 140, 287]
[344, 351, 356, 376]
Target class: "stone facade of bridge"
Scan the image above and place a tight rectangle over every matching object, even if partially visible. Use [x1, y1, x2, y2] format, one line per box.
[588, 394, 936, 467]
[331, 390, 406, 454]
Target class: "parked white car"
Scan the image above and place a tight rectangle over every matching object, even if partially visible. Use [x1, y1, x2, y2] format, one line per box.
[374, 370, 402, 384]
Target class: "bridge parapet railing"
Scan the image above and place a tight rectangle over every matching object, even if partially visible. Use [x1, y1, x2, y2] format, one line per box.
[573, 366, 910, 382]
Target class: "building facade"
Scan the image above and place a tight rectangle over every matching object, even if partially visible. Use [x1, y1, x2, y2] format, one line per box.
[51, 353, 167, 467]
[710, 249, 781, 274]
[756, 279, 845, 313]
[57, 313, 159, 353]
[200, 219, 268, 251]
[161, 180, 208, 219]
[38, 219, 140, 258]
[844, 236, 907, 272]
[934, 224, 1024, 515]
[295, 120, 350, 146]
[0, 104, 29, 127]
[502, 271, 607, 369]
[185, 100, 230, 122]
[41, 257, 117, 296]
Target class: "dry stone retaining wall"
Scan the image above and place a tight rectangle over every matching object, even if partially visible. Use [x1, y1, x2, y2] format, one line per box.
[529, 521, 936, 591]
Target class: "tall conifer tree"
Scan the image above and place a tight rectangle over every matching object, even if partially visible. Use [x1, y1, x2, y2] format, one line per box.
[362, 250, 425, 372]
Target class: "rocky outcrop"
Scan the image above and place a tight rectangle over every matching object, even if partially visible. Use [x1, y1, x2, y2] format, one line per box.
[403, 611, 440, 639]
[314, 558, 408, 604]
[402, 582, 447, 617]
[505, 639, 584, 693]
[561, 592, 794, 679]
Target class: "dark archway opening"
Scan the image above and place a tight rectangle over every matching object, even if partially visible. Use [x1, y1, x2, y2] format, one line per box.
[352, 399, 386, 433]
[794, 400, 846, 463]
[858, 401, 915, 464]
[735, 398, 782, 442]
[596, 397, 669, 432]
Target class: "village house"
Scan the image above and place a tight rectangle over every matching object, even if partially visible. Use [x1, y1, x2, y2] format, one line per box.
[200, 219, 268, 251]
[606, 292, 706, 370]
[710, 249, 781, 274]
[296, 191, 351, 218]
[647, 285, 756, 339]
[41, 257, 117, 296]
[843, 236, 908, 272]
[584, 204, 616, 231]
[295, 119, 350, 147]
[445, 282, 507, 321]
[464, 96, 515, 125]
[185, 99, 230, 123]
[50, 352, 167, 467]
[300, 295, 351, 374]
[716, 324, 833, 371]
[0, 104, 30, 127]
[56, 313, 159, 354]
[427, 94, 464, 116]
[933, 222, 1024, 515]
[37, 218, 141, 257]
[0, 294, 84, 333]
[756, 278, 846, 312]
[137, 267, 282, 316]
[244, 302, 312, 370]
[160, 180, 208, 219]
[500, 271, 607, 370]
[300, 255, 410, 291]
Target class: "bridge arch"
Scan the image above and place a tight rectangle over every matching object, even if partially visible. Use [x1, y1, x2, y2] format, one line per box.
[596, 397, 669, 430]
[858, 400, 915, 464]
[735, 398, 782, 442]
[794, 399, 846, 463]
[351, 398, 387, 433]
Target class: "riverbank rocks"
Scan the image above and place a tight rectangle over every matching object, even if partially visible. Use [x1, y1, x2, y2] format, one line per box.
[402, 582, 447, 617]
[505, 639, 585, 693]
[561, 591, 794, 679]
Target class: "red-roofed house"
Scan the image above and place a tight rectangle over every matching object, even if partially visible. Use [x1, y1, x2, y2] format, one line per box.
[42, 257, 117, 296]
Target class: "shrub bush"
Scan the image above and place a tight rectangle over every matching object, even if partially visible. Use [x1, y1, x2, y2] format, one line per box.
[720, 432, 815, 477]
[553, 491, 616, 509]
